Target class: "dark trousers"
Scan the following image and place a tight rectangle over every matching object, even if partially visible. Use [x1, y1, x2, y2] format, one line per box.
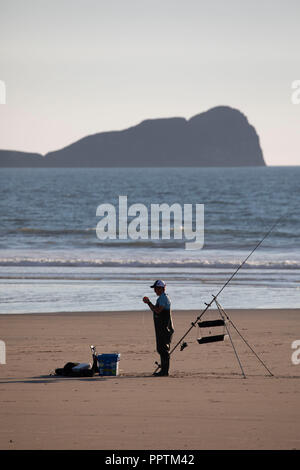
[154, 320, 173, 374]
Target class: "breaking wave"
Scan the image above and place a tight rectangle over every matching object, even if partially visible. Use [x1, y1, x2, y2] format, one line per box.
[0, 256, 299, 269]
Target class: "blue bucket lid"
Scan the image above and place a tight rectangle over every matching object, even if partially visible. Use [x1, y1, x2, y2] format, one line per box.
[97, 353, 120, 361]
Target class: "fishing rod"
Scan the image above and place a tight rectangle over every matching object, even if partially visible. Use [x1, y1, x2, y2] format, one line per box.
[154, 212, 287, 373]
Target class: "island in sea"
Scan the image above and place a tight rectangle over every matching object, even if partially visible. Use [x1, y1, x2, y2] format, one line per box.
[0, 106, 265, 167]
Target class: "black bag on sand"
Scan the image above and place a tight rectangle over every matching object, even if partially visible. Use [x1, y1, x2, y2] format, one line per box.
[55, 362, 95, 377]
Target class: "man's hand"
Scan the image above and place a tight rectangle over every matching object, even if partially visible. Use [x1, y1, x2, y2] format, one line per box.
[143, 296, 163, 314]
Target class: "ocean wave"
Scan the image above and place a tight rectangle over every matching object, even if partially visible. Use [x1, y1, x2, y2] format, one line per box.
[0, 256, 299, 269]
[17, 227, 96, 235]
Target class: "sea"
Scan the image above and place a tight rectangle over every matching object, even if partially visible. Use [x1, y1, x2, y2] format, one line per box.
[0, 166, 299, 314]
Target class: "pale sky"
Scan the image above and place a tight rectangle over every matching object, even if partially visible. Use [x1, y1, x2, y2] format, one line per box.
[0, 0, 299, 165]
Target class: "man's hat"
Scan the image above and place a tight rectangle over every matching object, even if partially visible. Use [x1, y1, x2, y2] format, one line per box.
[150, 280, 166, 288]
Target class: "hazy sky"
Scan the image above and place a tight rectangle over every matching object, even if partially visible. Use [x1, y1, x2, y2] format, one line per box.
[0, 0, 299, 165]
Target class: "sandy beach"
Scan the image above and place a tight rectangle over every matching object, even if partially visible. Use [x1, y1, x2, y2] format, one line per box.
[0, 308, 300, 450]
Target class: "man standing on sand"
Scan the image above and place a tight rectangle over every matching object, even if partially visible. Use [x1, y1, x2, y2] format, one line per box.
[143, 280, 174, 376]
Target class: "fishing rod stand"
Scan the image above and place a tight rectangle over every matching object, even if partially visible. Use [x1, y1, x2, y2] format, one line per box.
[213, 298, 274, 378]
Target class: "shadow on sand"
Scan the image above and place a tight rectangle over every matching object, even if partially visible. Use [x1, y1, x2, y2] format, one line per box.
[0, 373, 157, 385]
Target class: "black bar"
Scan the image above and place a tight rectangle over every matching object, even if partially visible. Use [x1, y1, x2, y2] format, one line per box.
[197, 334, 225, 344]
[198, 319, 225, 328]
